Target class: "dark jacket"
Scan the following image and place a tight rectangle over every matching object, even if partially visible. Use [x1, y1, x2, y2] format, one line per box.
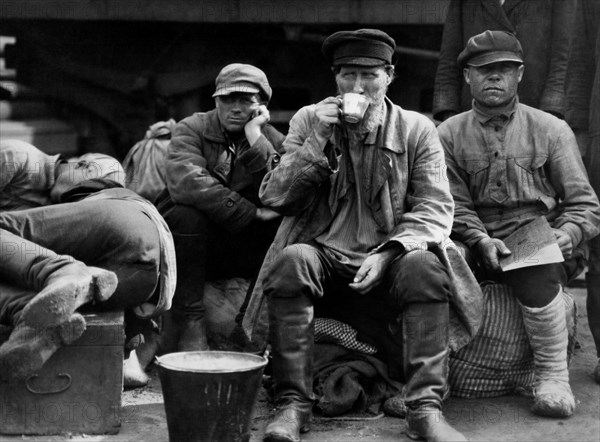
[566, 0, 600, 146]
[165, 109, 285, 233]
[433, 0, 575, 120]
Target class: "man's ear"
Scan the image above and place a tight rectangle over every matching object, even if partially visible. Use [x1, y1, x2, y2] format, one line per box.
[517, 64, 525, 83]
[463, 67, 471, 85]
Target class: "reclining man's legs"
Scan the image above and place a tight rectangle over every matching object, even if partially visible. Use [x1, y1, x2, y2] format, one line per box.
[0, 198, 161, 312]
[0, 229, 117, 380]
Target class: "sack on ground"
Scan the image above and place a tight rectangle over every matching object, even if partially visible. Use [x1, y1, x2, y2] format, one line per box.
[449, 282, 576, 398]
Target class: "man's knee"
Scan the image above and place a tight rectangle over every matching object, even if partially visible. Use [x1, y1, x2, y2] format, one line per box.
[263, 244, 322, 299]
[159, 197, 209, 235]
[389, 250, 451, 305]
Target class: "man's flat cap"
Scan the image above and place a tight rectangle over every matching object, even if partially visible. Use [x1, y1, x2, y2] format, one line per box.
[322, 29, 396, 67]
[212, 63, 272, 102]
[458, 30, 523, 70]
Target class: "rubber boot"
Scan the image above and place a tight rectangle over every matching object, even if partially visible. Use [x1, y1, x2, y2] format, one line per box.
[263, 294, 314, 442]
[0, 313, 86, 381]
[403, 302, 467, 442]
[168, 233, 209, 352]
[520, 290, 575, 417]
[0, 228, 117, 329]
[586, 273, 600, 384]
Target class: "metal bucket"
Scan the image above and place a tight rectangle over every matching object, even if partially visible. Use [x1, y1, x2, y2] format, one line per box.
[155, 351, 268, 442]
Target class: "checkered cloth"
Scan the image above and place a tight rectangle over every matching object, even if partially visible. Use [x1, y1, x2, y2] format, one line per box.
[314, 317, 378, 354]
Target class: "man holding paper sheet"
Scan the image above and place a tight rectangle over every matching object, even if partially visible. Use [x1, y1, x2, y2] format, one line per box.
[438, 31, 600, 418]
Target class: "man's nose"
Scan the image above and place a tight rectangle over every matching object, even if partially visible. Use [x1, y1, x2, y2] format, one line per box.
[352, 78, 365, 93]
[488, 71, 501, 81]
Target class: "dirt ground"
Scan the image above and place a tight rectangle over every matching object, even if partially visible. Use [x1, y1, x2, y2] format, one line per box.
[1, 285, 598, 442]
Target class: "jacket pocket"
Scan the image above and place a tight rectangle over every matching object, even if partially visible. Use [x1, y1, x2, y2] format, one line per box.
[456, 158, 491, 198]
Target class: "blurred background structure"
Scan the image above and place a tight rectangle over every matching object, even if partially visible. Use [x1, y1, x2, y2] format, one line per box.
[0, 0, 449, 159]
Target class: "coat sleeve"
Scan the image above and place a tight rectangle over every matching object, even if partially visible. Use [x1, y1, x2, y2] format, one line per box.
[236, 124, 286, 186]
[438, 121, 490, 248]
[547, 121, 600, 245]
[432, 0, 464, 120]
[375, 119, 455, 253]
[539, 0, 577, 116]
[165, 116, 257, 233]
[259, 106, 337, 215]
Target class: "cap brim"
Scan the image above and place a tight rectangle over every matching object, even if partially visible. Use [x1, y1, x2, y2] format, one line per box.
[467, 52, 523, 67]
[212, 85, 260, 97]
[333, 56, 388, 67]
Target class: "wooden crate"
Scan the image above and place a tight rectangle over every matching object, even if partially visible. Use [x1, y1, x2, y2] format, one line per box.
[0, 311, 124, 435]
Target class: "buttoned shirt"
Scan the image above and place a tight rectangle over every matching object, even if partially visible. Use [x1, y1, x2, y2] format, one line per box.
[0, 140, 60, 211]
[315, 113, 388, 270]
[438, 100, 600, 248]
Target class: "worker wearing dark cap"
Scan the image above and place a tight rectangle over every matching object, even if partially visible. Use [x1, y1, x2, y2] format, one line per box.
[253, 29, 476, 442]
[439, 31, 600, 418]
[157, 63, 285, 352]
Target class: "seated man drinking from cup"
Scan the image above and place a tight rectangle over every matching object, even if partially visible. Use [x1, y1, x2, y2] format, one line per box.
[244, 28, 480, 442]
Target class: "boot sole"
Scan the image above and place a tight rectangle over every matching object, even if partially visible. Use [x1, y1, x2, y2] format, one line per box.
[22, 269, 117, 329]
[264, 425, 310, 442]
[405, 428, 425, 441]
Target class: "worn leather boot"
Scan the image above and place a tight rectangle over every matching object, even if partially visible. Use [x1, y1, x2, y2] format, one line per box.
[520, 291, 575, 417]
[403, 302, 467, 442]
[264, 406, 311, 442]
[169, 233, 210, 351]
[263, 293, 314, 442]
[407, 405, 467, 442]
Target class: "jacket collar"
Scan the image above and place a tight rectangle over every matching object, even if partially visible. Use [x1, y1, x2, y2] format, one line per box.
[378, 97, 406, 154]
[202, 109, 229, 144]
[480, 0, 517, 32]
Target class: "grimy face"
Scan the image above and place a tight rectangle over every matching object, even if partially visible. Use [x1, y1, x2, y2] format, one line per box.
[463, 61, 524, 108]
[215, 92, 260, 133]
[335, 65, 391, 106]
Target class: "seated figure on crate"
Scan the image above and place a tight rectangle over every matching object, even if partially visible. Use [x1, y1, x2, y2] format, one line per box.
[437, 31, 600, 417]
[0, 140, 175, 386]
[156, 63, 285, 351]
[243, 29, 487, 442]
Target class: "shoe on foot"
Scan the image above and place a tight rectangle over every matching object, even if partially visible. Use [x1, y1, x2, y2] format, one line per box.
[532, 379, 575, 418]
[406, 405, 467, 442]
[123, 349, 150, 389]
[21, 265, 117, 329]
[0, 313, 86, 381]
[264, 406, 311, 442]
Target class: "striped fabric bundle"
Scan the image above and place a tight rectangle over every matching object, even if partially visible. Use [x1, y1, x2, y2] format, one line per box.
[449, 282, 576, 398]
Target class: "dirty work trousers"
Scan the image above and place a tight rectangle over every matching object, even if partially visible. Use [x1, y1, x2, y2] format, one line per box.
[0, 197, 161, 328]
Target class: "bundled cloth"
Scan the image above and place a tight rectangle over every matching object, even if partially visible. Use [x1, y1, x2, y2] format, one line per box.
[123, 120, 176, 202]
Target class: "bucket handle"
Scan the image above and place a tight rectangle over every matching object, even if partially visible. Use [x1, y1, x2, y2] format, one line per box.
[26, 373, 72, 395]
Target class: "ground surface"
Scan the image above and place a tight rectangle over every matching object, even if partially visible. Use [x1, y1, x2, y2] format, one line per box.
[1, 286, 598, 442]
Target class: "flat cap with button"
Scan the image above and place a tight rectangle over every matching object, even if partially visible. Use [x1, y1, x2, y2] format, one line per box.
[322, 29, 396, 67]
[457, 30, 523, 70]
[212, 63, 272, 102]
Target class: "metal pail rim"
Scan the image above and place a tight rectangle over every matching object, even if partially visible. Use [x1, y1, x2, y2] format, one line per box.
[155, 350, 268, 374]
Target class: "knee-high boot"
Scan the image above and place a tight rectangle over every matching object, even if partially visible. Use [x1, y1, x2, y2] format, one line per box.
[404, 302, 467, 442]
[586, 273, 600, 384]
[520, 290, 575, 417]
[162, 233, 209, 352]
[263, 293, 314, 442]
